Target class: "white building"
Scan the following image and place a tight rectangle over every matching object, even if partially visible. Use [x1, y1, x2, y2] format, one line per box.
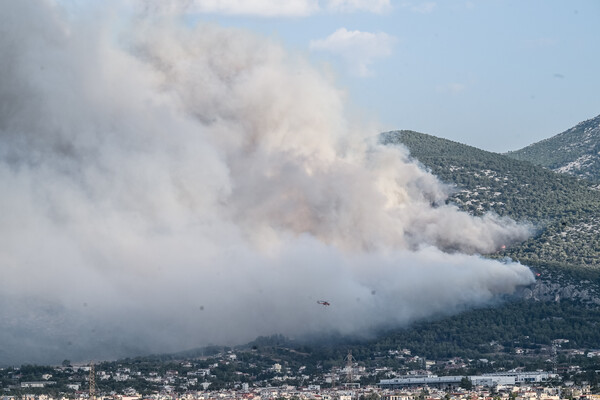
[379, 371, 557, 389]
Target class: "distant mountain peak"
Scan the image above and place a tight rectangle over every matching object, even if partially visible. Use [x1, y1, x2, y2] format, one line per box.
[506, 114, 600, 182]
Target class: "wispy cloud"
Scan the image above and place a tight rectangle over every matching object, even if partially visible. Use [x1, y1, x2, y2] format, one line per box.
[310, 28, 395, 77]
[326, 0, 391, 14]
[412, 1, 436, 13]
[139, 0, 391, 17]
[401, 1, 436, 14]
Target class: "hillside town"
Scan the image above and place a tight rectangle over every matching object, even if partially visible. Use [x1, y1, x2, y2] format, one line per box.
[2, 346, 599, 400]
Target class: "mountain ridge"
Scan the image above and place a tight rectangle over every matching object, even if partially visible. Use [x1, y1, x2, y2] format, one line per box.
[380, 129, 600, 269]
[506, 114, 600, 182]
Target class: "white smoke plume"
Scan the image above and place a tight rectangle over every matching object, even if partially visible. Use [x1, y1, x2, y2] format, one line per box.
[0, 1, 534, 365]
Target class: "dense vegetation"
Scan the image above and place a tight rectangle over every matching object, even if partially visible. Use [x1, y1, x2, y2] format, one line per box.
[380, 130, 600, 269]
[368, 299, 600, 360]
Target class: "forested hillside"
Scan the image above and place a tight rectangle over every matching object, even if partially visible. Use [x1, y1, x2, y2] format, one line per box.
[380, 130, 600, 269]
[11, 128, 600, 378]
[506, 114, 600, 182]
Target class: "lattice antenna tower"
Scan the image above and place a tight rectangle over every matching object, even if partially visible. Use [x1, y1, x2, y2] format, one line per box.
[344, 350, 354, 385]
[89, 362, 96, 400]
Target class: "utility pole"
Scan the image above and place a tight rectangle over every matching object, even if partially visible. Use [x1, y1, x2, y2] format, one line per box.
[552, 341, 558, 374]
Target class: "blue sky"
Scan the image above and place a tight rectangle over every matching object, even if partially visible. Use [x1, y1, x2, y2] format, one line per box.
[174, 0, 600, 152]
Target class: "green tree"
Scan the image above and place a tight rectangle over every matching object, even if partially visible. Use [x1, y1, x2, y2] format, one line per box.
[460, 377, 472, 390]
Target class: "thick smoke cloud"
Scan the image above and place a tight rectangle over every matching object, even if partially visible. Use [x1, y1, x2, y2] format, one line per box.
[0, 1, 533, 365]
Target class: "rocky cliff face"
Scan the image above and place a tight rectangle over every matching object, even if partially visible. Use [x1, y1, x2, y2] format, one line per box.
[520, 279, 600, 305]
